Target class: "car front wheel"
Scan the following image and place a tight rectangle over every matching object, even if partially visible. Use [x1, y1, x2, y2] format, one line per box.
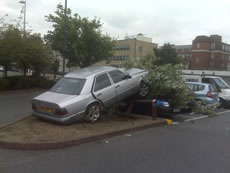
[85, 103, 101, 122]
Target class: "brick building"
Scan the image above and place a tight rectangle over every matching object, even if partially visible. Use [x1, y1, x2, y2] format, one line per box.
[174, 45, 192, 68]
[175, 35, 230, 70]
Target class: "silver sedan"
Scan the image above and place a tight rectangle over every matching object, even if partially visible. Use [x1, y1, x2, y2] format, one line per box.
[31, 66, 148, 124]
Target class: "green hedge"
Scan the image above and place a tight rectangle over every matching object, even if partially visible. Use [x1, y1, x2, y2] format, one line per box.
[0, 76, 56, 91]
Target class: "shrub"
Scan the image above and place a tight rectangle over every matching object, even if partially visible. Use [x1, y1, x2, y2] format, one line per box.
[122, 55, 190, 108]
[0, 76, 55, 91]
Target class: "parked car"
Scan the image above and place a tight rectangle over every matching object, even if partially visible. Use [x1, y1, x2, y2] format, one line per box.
[31, 66, 148, 124]
[186, 82, 219, 106]
[183, 75, 230, 107]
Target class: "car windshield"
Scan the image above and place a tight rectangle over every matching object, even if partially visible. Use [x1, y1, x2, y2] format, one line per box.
[50, 77, 86, 95]
[213, 78, 230, 89]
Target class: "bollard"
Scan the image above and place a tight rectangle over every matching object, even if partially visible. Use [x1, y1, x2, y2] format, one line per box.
[152, 99, 157, 120]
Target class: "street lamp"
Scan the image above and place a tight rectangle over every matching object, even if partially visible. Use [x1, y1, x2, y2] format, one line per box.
[19, 0, 26, 35]
[63, 0, 67, 76]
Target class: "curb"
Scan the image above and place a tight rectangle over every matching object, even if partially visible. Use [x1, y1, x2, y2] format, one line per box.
[0, 115, 31, 129]
[0, 119, 167, 150]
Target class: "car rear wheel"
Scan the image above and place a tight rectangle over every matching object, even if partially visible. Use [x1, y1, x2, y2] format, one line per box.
[138, 81, 149, 98]
[219, 98, 226, 108]
[85, 103, 101, 122]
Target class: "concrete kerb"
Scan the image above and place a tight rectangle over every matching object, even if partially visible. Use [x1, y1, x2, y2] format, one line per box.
[0, 115, 31, 129]
[0, 117, 167, 150]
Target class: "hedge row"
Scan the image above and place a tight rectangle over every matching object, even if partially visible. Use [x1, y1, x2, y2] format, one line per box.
[0, 76, 56, 91]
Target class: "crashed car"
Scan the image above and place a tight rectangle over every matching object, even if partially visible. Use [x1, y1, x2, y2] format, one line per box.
[31, 66, 148, 124]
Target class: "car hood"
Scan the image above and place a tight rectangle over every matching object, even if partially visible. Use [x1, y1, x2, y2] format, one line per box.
[32, 91, 78, 105]
[125, 68, 146, 76]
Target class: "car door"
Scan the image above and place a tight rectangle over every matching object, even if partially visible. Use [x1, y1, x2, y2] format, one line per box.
[93, 73, 117, 107]
[108, 70, 133, 101]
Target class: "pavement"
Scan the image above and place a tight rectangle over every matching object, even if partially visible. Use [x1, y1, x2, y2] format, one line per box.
[0, 89, 46, 126]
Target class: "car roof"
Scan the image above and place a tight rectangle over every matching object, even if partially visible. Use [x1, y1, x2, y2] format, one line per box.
[64, 66, 117, 79]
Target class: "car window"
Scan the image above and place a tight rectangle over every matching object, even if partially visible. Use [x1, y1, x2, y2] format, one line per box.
[212, 78, 230, 89]
[108, 70, 126, 83]
[188, 84, 205, 91]
[50, 78, 86, 95]
[209, 85, 217, 92]
[94, 73, 111, 92]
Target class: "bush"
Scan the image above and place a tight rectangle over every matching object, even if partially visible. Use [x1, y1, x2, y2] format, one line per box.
[0, 78, 11, 90]
[0, 76, 56, 91]
[122, 55, 190, 109]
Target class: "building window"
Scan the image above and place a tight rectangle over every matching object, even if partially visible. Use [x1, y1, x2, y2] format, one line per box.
[196, 57, 200, 64]
[210, 62, 214, 66]
[211, 53, 214, 59]
[197, 43, 200, 49]
[228, 56, 230, 61]
[222, 45, 225, 50]
[211, 43, 215, 49]
[222, 63, 225, 67]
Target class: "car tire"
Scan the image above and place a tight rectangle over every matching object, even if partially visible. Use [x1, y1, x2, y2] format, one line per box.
[138, 81, 149, 98]
[85, 103, 101, 122]
[219, 98, 226, 108]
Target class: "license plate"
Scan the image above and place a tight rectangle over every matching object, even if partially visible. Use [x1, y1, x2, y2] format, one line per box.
[40, 107, 53, 113]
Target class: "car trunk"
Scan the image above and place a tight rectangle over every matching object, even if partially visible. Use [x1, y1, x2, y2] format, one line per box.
[32, 91, 76, 116]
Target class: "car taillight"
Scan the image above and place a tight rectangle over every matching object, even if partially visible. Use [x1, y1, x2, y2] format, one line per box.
[207, 91, 212, 98]
[55, 108, 68, 116]
[32, 104, 36, 111]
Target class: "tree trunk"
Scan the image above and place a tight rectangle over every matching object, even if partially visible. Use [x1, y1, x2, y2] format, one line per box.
[23, 68, 27, 77]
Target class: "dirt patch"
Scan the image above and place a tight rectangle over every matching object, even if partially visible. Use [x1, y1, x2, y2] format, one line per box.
[0, 115, 165, 144]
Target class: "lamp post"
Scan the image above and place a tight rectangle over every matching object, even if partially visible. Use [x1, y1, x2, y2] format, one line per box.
[63, 0, 67, 76]
[19, 0, 26, 35]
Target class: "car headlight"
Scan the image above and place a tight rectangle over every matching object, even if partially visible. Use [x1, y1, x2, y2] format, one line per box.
[163, 102, 170, 108]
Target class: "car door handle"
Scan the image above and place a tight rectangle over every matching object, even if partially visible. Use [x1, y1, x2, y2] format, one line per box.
[115, 85, 120, 88]
[97, 93, 102, 97]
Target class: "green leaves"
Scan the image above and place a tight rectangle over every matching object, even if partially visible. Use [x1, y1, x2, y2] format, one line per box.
[0, 19, 53, 77]
[154, 43, 183, 66]
[122, 53, 189, 108]
[45, 4, 114, 68]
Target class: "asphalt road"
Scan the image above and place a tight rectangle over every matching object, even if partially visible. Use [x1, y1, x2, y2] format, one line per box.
[0, 89, 46, 125]
[1, 111, 230, 173]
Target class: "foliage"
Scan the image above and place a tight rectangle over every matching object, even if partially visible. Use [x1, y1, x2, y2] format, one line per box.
[122, 54, 189, 108]
[154, 43, 183, 66]
[45, 4, 115, 68]
[0, 16, 53, 77]
[191, 101, 217, 116]
[0, 76, 55, 91]
[0, 24, 22, 77]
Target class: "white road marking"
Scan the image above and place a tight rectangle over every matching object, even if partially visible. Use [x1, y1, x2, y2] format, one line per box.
[171, 109, 230, 125]
[184, 115, 208, 122]
[217, 110, 230, 115]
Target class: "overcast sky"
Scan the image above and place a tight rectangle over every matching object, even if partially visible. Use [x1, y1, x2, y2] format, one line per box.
[0, 0, 230, 46]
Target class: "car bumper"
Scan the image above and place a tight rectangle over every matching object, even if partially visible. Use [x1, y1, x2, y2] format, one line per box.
[32, 111, 86, 124]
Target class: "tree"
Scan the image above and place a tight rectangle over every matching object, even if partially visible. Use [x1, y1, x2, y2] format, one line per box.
[154, 43, 183, 66]
[122, 54, 189, 108]
[0, 17, 53, 77]
[0, 24, 22, 77]
[45, 4, 115, 68]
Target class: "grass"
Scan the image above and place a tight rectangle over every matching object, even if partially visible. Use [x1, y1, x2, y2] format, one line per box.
[0, 115, 162, 144]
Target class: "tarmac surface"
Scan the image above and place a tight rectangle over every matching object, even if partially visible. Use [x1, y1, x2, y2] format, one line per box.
[1, 110, 230, 173]
[0, 89, 46, 126]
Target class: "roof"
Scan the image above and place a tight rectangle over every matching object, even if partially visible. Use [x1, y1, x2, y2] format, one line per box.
[64, 66, 116, 79]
